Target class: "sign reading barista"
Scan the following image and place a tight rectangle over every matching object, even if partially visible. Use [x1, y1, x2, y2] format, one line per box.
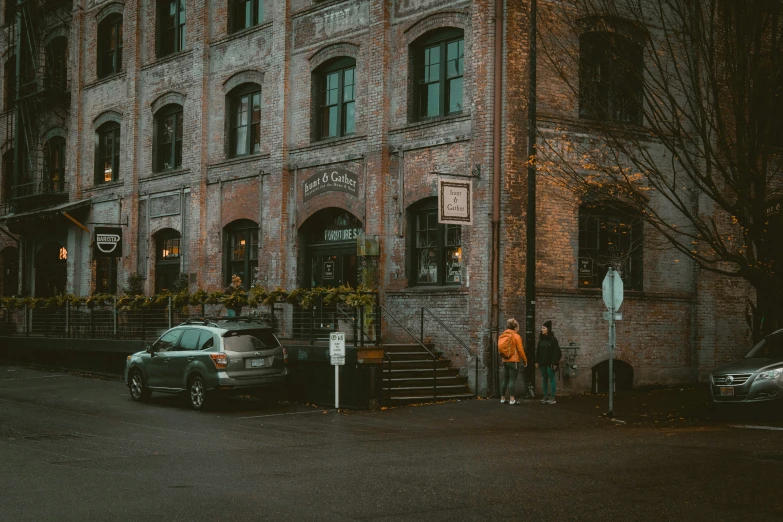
[302, 167, 359, 203]
[93, 227, 122, 258]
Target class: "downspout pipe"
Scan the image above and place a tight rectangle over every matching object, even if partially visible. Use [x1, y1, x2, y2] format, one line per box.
[490, 0, 504, 397]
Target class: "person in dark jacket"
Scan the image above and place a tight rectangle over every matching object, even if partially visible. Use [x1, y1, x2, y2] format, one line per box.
[535, 320, 561, 404]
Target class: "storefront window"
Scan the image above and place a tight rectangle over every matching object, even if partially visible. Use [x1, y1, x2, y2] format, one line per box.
[410, 199, 463, 286]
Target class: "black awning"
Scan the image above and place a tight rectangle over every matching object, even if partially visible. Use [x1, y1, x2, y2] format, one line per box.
[0, 198, 92, 233]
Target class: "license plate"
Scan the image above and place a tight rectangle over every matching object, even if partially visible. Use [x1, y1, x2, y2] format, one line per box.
[250, 358, 265, 368]
[720, 387, 735, 396]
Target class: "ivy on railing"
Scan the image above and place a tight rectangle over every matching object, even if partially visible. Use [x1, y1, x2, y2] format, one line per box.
[0, 284, 377, 314]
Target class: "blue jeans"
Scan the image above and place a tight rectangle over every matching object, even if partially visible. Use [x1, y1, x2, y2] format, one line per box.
[540, 366, 556, 397]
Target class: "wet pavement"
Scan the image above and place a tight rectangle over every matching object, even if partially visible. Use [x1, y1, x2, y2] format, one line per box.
[1, 364, 781, 521]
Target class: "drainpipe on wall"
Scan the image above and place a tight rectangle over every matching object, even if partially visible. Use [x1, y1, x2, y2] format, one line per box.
[490, 0, 504, 397]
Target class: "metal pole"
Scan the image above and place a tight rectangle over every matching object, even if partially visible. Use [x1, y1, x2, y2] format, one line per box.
[168, 296, 172, 329]
[113, 297, 118, 337]
[420, 307, 424, 344]
[335, 364, 339, 410]
[65, 300, 69, 338]
[607, 268, 615, 418]
[525, 0, 538, 399]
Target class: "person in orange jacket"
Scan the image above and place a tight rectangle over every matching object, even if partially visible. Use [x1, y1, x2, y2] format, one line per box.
[499, 318, 527, 405]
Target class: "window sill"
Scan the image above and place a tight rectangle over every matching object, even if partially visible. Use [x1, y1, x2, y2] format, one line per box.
[90, 180, 124, 192]
[142, 49, 193, 71]
[208, 153, 271, 169]
[291, 134, 367, 154]
[213, 20, 273, 46]
[388, 286, 468, 295]
[84, 71, 127, 90]
[391, 112, 472, 135]
[142, 168, 191, 181]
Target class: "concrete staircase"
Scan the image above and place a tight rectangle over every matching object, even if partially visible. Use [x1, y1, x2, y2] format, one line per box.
[382, 343, 474, 405]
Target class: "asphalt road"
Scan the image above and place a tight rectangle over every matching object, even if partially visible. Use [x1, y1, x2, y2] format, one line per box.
[1, 365, 781, 521]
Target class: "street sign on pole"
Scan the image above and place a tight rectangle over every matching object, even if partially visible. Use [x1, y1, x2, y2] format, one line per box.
[329, 332, 346, 409]
[601, 268, 624, 418]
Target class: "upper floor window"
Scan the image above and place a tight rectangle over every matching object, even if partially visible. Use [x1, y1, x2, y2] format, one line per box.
[98, 15, 123, 78]
[44, 37, 68, 92]
[413, 29, 464, 121]
[228, 84, 261, 157]
[4, 56, 14, 110]
[315, 57, 355, 139]
[154, 104, 183, 171]
[230, 0, 264, 33]
[43, 137, 65, 193]
[408, 199, 463, 286]
[579, 32, 643, 125]
[157, 0, 186, 58]
[96, 122, 120, 184]
[578, 203, 643, 290]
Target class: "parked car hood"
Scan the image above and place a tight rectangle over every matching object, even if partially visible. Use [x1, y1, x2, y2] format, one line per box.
[713, 357, 783, 375]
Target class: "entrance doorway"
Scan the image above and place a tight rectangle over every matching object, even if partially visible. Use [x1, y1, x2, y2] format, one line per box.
[35, 241, 67, 297]
[296, 209, 362, 338]
[1, 246, 18, 296]
[302, 209, 361, 289]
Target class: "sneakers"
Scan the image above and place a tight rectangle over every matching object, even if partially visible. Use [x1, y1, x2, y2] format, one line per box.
[546, 397, 557, 404]
[509, 399, 517, 405]
[540, 396, 549, 404]
[500, 398, 506, 404]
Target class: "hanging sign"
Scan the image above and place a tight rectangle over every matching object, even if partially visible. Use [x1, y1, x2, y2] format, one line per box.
[93, 227, 122, 258]
[438, 179, 472, 225]
[302, 167, 359, 203]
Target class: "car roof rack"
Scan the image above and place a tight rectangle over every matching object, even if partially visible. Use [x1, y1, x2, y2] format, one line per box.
[178, 318, 221, 327]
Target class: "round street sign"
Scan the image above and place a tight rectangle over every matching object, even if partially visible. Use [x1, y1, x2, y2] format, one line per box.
[602, 268, 624, 311]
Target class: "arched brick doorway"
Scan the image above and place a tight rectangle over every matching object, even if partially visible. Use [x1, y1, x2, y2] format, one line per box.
[300, 208, 361, 289]
[592, 359, 634, 394]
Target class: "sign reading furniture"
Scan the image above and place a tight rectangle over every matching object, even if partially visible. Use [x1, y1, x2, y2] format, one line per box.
[303, 167, 359, 203]
[93, 227, 122, 258]
[438, 179, 472, 225]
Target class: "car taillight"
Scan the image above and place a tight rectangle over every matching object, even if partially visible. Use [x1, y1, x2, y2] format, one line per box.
[282, 347, 288, 365]
[210, 353, 227, 369]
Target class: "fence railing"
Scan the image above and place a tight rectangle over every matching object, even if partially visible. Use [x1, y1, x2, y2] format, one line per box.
[420, 307, 479, 398]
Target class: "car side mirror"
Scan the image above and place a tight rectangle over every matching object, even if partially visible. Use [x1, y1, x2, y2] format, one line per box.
[146, 343, 154, 355]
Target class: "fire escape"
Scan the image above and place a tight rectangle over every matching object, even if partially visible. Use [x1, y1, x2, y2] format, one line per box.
[5, 0, 71, 214]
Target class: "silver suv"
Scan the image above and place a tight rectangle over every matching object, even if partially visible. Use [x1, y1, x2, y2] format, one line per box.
[125, 319, 289, 410]
[710, 329, 783, 403]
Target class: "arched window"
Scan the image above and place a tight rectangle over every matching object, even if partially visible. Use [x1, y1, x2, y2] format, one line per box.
[95, 121, 120, 184]
[408, 198, 463, 286]
[230, 0, 264, 33]
[154, 229, 181, 293]
[45, 37, 68, 92]
[98, 14, 123, 78]
[314, 57, 355, 139]
[223, 219, 258, 287]
[227, 84, 261, 157]
[157, 0, 186, 58]
[411, 28, 464, 121]
[43, 136, 65, 193]
[579, 32, 643, 124]
[578, 202, 643, 290]
[154, 104, 183, 171]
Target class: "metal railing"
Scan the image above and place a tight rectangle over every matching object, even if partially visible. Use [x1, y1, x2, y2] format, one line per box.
[288, 292, 379, 347]
[378, 304, 439, 402]
[420, 307, 479, 398]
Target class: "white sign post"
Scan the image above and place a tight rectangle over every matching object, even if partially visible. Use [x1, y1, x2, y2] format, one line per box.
[601, 267, 624, 418]
[329, 332, 346, 409]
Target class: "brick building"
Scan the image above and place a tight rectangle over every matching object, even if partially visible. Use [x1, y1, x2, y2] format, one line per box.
[0, 0, 754, 395]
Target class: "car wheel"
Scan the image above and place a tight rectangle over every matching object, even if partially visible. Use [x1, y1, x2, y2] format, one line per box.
[129, 370, 151, 402]
[188, 375, 207, 410]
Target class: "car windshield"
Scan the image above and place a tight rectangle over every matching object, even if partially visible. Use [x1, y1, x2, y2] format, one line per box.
[222, 330, 280, 353]
[745, 333, 783, 359]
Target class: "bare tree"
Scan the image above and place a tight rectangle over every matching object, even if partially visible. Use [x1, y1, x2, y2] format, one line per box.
[536, 0, 783, 339]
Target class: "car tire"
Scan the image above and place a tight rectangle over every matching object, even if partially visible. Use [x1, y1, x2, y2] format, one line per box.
[188, 375, 207, 411]
[129, 370, 151, 402]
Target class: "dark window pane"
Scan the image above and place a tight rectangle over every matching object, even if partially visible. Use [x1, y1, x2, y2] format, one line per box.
[343, 101, 355, 134]
[448, 77, 463, 113]
[179, 329, 201, 351]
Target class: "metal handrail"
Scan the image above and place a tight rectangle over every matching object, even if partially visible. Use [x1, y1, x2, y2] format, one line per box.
[421, 307, 479, 398]
[378, 304, 439, 400]
[334, 302, 375, 346]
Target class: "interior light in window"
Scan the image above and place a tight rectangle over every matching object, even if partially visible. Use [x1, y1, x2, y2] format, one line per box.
[59, 247, 67, 260]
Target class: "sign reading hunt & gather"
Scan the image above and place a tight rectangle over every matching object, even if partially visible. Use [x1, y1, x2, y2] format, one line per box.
[302, 167, 359, 203]
[438, 179, 473, 225]
[93, 227, 123, 258]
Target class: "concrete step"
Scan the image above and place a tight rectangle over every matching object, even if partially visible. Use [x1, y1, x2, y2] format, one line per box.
[382, 367, 461, 379]
[384, 351, 443, 361]
[382, 359, 451, 370]
[381, 343, 435, 353]
[386, 393, 475, 405]
[383, 385, 470, 398]
[383, 376, 466, 388]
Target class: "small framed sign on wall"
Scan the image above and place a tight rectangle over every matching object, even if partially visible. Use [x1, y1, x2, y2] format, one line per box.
[438, 179, 473, 225]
